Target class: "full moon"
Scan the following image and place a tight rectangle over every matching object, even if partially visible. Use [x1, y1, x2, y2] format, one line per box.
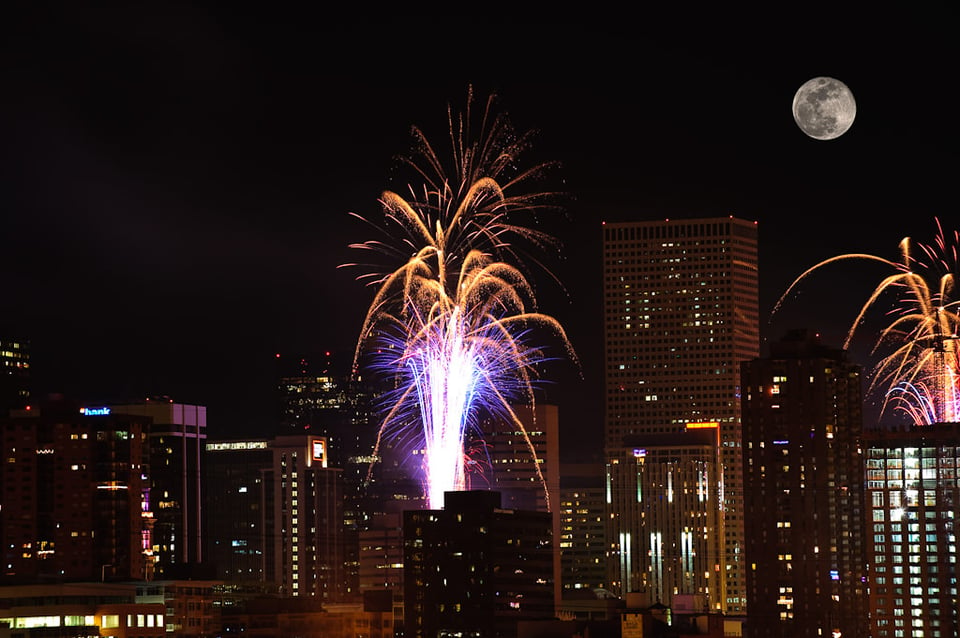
[792, 76, 856, 140]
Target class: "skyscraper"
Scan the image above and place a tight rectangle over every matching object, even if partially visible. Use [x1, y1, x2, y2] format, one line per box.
[741, 329, 868, 637]
[862, 423, 960, 638]
[482, 404, 560, 512]
[203, 434, 346, 601]
[1, 397, 152, 583]
[602, 216, 759, 614]
[557, 462, 608, 595]
[110, 400, 207, 577]
[270, 434, 344, 601]
[275, 352, 389, 597]
[403, 490, 554, 638]
[203, 438, 273, 586]
[607, 424, 726, 612]
[275, 351, 382, 495]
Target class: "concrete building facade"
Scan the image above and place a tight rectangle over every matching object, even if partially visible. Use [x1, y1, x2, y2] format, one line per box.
[602, 216, 759, 613]
[1, 398, 151, 583]
[741, 329, 868, 637]
[403, 490, 553, 638]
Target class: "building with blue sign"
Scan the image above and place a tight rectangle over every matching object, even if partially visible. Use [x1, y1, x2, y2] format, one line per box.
[0, 396, 153, 583]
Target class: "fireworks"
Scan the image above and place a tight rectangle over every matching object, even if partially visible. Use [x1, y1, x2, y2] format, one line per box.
[775, 218, 960, 425]
[345, 86, 564, 291]
[345, 88, 575, 509]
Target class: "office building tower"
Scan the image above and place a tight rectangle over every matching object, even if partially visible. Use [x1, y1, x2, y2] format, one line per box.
[359, 512, 405, 632]
[0, 338, 30, 413]
[203, 434, 348, 602]
[276, 353, 387, 598]
[353, 405, 561, 630]
[557, 462, 609, 594]
[110, 400, 206, 577]
[863, 423, 960, 638]
[608, 424, 725, 612]
[602, 216, 759, 613]
[741, 329, 868, 637]
[482, 404, 560, 511]
[0, 397, 152, 583]
[358, 514, 405, 591]
[403, 490, 554, 638]
[276, 352, 381, 488]
[269, 435, 344, 600]
[203, 438, 273, 586]
[276, 354, 381, 469]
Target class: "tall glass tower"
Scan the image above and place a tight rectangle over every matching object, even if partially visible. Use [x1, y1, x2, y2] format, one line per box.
[862, 424, 960, 638]
[602, 216, 759, 614]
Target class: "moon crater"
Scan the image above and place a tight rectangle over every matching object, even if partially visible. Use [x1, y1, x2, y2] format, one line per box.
[792, 77, 856, 140]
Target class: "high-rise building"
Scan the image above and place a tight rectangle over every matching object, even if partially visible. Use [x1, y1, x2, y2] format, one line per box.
[203, 438, 273, 586]
[741, 329, 868, 637]
[862, 423, 960, 638]
[482, 404, 560, 512]
[353, 405, 561, 632]
[269, 434, 344, 601]
[275, 351, 381, 497]
[0, 338, 30, 413]
[403, 490, 554, 638]
[0, 397, 152, 583]
[275, 352, 389, 598]
[204, 434, 346, 601]
[110, 400, 207, 577]
[608, 424, 726, 612]
[602, 216, 759, 614]
[359, 512, 405, 632]
[557, 463, 608, 596]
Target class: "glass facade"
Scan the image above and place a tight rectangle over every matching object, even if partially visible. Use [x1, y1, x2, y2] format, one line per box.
[864, 428, 960, 638]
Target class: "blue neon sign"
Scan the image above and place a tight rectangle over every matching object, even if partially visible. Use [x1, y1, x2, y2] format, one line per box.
[80, 407, 111, 416]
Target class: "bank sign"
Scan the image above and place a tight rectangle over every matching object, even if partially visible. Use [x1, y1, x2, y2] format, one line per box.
[80, 407, 111, 416]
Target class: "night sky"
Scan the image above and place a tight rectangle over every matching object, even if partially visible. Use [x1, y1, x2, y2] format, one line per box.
[1, 8, 955, 460]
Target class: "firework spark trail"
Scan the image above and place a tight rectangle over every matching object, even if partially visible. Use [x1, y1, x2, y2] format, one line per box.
[345, 87, 565, 293]
[886, 376, 960, 426]
[358, 251, 574, 509]
[343, 89, 576, 509]
[411, 308, 477, 507]
[774, 218, 960, 425]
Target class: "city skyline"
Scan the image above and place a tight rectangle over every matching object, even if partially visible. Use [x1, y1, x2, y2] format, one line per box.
[1, 10, 954, 458]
